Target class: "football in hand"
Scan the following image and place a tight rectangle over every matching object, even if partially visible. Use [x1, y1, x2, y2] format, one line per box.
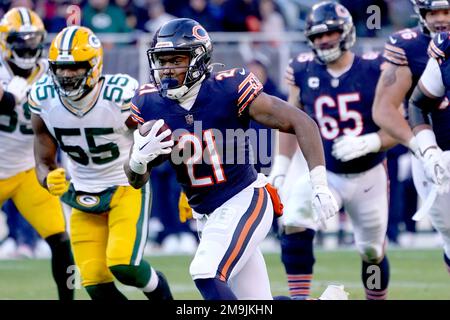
[139, 119, 173, 166]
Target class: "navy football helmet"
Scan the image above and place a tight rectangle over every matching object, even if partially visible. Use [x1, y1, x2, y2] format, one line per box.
[304, 1, 355, 64]
[411, 0, 450, 35]
[147, 18, 213, 99]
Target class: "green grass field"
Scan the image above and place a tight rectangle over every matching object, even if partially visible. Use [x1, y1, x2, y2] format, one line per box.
[0, 248, 448, 300]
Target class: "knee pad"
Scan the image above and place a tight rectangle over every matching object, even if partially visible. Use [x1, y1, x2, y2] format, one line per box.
[190, 255, 217, 280]
[280, 229, 315, 273]
[80, 259, 114, 287]
[190, 242, 222, 280]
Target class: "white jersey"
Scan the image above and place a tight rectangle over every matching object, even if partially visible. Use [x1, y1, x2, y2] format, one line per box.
[29, 73, 138, 193]
[0, 57, 48, 179]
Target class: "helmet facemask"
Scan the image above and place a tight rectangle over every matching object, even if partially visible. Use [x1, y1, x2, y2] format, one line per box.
[6, 31, 44, 70]
[50, 61, 91, 102]
[148, 43, 210, 99]
[306, 23, 355, 64]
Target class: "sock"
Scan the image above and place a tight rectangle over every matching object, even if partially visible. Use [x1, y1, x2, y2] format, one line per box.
[109, 260, 173, 300]
[143, 270, 174, 300]
[362, 255, 390, 300]
[280, 229, 315, 299]
[85, 282, 127, 300]
[444, 253, 450, 275]
[45, 232, 75, 300]
[194, 278, 237, 300]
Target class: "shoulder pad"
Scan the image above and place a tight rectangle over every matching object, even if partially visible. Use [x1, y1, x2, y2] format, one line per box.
[285, 52, 313, 87]
[28, 74, 55, 114]
[213, 68, 263, 116]
[383, 28, 421, 66]
[103, 73, 139, 109]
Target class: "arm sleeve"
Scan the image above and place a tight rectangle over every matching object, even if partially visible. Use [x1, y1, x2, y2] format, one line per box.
[408, 78, 444, 129]
[420, 57, 446, 98]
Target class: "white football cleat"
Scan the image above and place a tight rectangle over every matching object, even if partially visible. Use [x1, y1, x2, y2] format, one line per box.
[318, 284, 349, 300]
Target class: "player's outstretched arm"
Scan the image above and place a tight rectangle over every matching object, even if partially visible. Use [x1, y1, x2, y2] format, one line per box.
[267, 84, 303, 188]
[250, 92, 324, 170]
[372, 63, 416, 149]
[249, 92, 339, 227]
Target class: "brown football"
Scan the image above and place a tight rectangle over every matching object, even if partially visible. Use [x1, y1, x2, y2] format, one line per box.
[139, 120, 172, 166]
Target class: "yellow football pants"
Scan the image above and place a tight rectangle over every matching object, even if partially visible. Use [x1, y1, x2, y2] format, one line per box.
[70, 184, 151, 287]
[0, 168, 66, 239]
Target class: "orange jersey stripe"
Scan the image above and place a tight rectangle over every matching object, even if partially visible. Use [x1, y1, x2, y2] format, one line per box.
[383, 51, 408, 66]
[238, 84, 263, 115]
[131, 114, 144, 124]
[384, 43, 406, 56]
[219, 188, 265, 281]
[238, 73, 253, 92]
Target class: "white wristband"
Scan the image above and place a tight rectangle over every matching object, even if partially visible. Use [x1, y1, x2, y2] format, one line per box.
[365, 133, 382, 153]
[129, 155, 147, 175]
[416, 129, 438, 156]
[408, 136, 419, 156]
[310, 165, 328, 187]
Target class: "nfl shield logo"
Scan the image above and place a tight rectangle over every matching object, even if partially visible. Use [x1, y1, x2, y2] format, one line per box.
[185, 114, 194, 125]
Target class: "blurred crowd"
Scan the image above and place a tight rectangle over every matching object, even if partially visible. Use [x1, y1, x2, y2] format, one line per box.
[0, 0, 416, 36]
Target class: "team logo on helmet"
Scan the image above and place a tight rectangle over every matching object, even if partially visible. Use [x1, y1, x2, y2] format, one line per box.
[192, 25, 209, 41]
[336, 4, 350, 18]
[88, 34, 101, 48]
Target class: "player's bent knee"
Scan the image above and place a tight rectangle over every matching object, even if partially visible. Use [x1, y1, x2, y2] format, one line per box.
[109, 264, 149, 288]
[81, 259, 114, 287]
[190, 255, 218, 280]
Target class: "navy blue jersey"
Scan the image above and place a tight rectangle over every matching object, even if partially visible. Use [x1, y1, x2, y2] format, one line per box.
[425, 31, 450, 151]
[131, 68, 262, 214]
[383, 26, 431, 100]
[287, 52, 385, 174]
[384, 26, 450, 141]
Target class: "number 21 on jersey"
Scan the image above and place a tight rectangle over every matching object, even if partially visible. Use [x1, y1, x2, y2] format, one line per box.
[177, 129, 226, 187]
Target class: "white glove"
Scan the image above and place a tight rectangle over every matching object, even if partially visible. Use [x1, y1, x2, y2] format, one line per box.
[408, 136, 420, 158]
[416, 129, 450, 194]
[6, 76, 28, 103]
[129, 119, 173, 174]
[267, 154, 290, 189]
[422, 148, 450, 193]
[331, 133, 381, 162]
[310, 166, 339, 229]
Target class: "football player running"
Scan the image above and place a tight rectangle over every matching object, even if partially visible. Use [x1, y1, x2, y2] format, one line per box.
[372, 0, 450, 274]
[30, 26, 173, 300]
[269, 1, 396, 300]
[0, 7, 74, 300]
[408, 31, 450, 274]
[125, 18, 339, 300]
